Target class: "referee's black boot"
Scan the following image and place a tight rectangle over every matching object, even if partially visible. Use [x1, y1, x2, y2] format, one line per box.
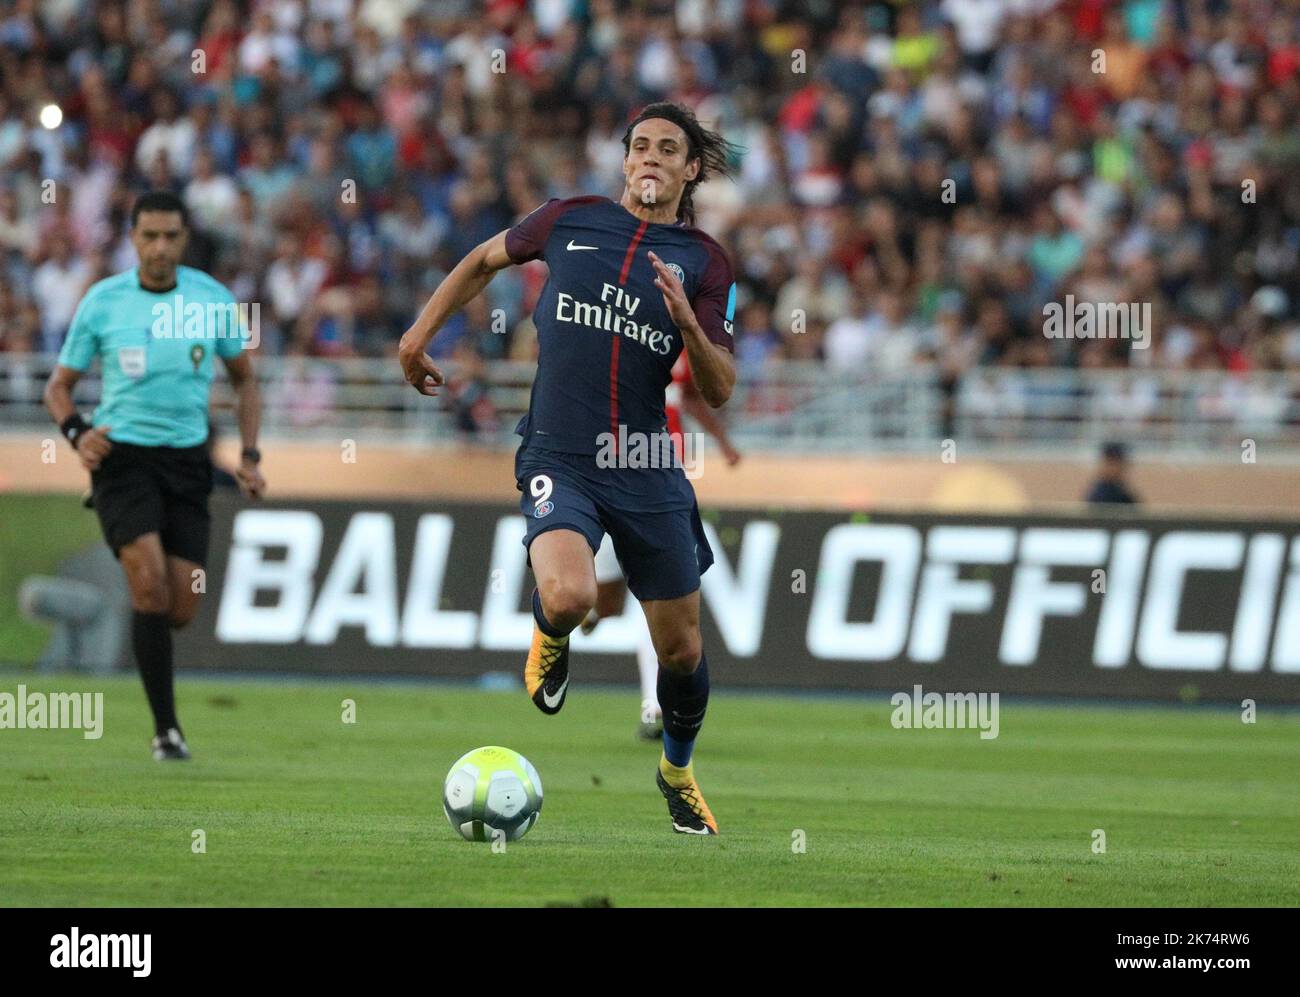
[151, 728, 190, 761]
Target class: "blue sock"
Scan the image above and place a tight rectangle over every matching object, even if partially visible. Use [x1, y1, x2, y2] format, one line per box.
[658, 652, 709, 768]
[532, 587, 569, 639]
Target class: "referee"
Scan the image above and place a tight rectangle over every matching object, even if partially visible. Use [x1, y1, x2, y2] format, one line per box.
[43, 191, 266, 760]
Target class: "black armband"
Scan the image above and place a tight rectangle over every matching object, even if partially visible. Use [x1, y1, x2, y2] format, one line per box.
[60, 414, 92, 448]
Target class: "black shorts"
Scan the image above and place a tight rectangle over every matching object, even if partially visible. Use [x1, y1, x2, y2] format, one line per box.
[90, 441, 214, 566]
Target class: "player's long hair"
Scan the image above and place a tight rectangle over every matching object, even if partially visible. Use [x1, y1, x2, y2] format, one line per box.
[621, 102, 738, 227]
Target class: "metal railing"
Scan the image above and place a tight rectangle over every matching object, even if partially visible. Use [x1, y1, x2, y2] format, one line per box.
[3, 353, 1299, 460]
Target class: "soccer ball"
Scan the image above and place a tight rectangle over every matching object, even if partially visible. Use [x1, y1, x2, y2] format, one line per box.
[443, 746, 543, 842]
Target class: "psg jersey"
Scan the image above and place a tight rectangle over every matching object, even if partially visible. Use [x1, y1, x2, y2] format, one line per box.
[505, 195, 736, 457]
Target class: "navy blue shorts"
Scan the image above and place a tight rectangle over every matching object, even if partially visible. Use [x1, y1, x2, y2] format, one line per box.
[515, 447, 713, 603]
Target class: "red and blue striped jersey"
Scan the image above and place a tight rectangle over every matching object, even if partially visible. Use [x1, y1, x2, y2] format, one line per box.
[505, 195, 736, 456]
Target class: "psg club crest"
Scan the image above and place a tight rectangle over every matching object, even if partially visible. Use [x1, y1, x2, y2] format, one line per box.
[666, 262, 685, 283]
[534, 500, 554, 519]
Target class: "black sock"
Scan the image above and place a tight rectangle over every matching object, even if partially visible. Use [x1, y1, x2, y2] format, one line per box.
[132, 611, 178, 736]
[658, 651, 709, 766]
[532, 587, 571, 639]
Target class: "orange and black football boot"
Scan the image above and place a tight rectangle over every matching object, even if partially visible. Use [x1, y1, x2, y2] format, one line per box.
[656, 757, 719, 835]
[524, 617, 571, 715]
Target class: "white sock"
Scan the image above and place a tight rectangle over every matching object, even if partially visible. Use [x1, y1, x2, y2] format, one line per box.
[636, 626, 661, 722]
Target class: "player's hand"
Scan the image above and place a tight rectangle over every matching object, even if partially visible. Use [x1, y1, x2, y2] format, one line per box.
[74, 426, 112, 472]
[398, 332, 445, 396]
[236, 459, 266, 500]
[722, 442, 741, 467]
[648, 251, 695, 331]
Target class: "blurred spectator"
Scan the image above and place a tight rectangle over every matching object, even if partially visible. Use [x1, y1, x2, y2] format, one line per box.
[734, 300, 781, 375]
[240, 132, 298, 215]
[1085, 441, 1142, 505]
[266, 231, 327, 345]
[133, 88, 195, 181]
[0, 185, 35, 262]
[31, 235, 90, 353]
[184, 149, 240, 239]
[447, 342, 501, 442]
[824, 286, 875, 371]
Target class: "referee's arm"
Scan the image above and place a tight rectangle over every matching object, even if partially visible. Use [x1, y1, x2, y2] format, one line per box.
[221, 352, 266, 499]
[44, 365, 111, 471]
[46, 287, 112, 469]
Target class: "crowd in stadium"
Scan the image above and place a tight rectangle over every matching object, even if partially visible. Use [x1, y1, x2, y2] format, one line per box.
[2, 0, 1299, 393]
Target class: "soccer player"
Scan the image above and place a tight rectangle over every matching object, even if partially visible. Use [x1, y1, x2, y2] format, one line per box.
[581, 350, 741, 742]
[400, 102, 737, 834]
[43, 190, 266, 761]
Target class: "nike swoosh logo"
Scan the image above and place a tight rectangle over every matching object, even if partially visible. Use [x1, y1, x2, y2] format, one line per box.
[566, 240, 598, 251]
[542, 675, 569, 709]
[673, 822, 712, 835]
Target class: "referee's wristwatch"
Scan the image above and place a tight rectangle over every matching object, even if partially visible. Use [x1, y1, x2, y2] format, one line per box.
[241, 446, 262, 465]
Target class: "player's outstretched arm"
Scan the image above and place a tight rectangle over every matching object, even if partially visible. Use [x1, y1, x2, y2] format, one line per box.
[398, 230, 514, 396]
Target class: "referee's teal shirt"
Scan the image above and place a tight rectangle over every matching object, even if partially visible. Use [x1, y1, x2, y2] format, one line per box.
[56, 266, 248, 448]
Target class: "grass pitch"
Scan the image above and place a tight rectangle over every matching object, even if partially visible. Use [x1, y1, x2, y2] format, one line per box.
[1, 672, 1297, 907]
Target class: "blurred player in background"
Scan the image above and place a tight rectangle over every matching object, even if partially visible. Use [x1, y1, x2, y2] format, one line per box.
[43, 191, 265, 761]
[581, 349, 741, 741]
[401, 102, 738, 835]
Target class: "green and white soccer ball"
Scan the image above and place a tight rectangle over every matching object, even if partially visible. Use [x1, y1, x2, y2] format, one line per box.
[443, 746, 543, 842]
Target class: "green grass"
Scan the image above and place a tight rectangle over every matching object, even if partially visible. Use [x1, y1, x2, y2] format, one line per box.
[0, 494, 103, 664]
[1, 673, 1297, 907]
